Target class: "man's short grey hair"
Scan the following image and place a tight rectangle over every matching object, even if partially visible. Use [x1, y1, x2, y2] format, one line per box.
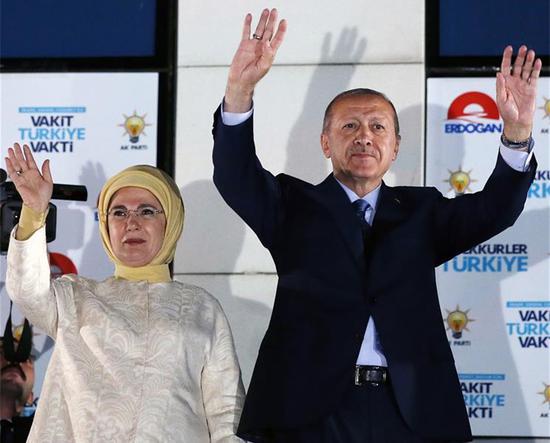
[322, 88, 401, 138]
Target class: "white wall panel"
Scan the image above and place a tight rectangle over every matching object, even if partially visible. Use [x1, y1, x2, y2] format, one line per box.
[175, 274, 278, 387]
[178, 0, 424, 66]
[174, 63, 424, 273]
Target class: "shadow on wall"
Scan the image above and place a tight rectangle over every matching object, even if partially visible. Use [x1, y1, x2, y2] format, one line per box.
[284, 29, 367, 184]
[179, 179, 246, 273]
[78, 161, 113, 279]
[390, 104, 423, 186]
[178, 179, 272, 386]
[284, 30, 423, 189]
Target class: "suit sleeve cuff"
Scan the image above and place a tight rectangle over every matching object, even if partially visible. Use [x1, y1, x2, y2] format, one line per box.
[220, 99, 253, 126]
[499, 140, 535, 172]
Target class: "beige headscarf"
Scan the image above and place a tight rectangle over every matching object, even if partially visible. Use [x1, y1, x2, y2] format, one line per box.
[97, 165, 184, 283]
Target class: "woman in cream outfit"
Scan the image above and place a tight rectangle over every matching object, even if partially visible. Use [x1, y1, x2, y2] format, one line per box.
[4, 143, 245, 443]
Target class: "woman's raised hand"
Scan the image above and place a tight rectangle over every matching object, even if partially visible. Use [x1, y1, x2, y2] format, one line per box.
[5, 143, 53, 213]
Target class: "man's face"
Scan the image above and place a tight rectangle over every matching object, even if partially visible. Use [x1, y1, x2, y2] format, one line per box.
[0, 341, 35, 410]
[321, 95, 400, 193]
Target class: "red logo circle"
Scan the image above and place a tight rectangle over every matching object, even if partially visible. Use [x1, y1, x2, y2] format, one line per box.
[49, 252, 78, 278]
[447, 92, 500, 121]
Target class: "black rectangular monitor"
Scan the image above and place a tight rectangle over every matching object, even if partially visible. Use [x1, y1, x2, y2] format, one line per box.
[0, 0, 171, 72]
[426, 0, 549, 76]
[0, 0, 178, 177]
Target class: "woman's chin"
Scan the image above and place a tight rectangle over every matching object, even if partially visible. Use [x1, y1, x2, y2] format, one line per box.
[118, 256, 151, 268]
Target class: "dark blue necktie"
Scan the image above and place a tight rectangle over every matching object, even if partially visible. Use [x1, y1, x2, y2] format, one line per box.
[352, 199, 371, 239]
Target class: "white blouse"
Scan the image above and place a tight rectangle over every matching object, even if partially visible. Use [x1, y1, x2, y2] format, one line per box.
[6, 226, 245, 443]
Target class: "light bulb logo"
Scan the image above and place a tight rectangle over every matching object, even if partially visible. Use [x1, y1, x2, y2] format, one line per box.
[119, 111, 151, 143]
[445, 166, 476, 196]
[445, 305, 475, 339]
[538, 382, 550, 407]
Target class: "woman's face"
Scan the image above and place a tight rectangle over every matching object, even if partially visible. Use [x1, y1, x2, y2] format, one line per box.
[107, 187, 166, 267]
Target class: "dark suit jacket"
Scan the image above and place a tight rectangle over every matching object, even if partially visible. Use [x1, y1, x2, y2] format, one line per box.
[212, 108, 536, 442]
[1, 415, 33, 443]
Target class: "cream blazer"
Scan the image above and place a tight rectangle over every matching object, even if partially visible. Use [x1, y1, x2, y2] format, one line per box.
[6, 227, 245, 443]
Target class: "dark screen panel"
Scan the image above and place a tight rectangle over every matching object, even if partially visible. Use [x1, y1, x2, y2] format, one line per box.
[440, 0, 549, 57]
[426, 0, 549, 75]
[1, 0, 156, 58]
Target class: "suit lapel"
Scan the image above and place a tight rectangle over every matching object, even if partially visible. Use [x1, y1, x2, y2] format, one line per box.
[314, 175, 366, 271]
[312, 177, 409, 272]
[371, 183, 409, 240]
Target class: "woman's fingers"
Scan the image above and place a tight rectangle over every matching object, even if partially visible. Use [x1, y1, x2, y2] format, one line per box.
[5, 155, 18, 178]
[23, 144, 39, 171]
[42, 159, 53, 184]
[12, 143, 29, 172]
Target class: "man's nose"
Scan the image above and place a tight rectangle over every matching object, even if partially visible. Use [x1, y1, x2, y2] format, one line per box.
[354, 127, 373, 147]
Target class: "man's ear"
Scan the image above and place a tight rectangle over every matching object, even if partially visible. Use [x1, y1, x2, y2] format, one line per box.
[392, 135, 401, 161]
[320, 133, 331, 159]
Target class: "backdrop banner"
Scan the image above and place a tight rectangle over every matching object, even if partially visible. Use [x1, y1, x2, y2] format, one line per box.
[0, 72, 158, 403]
[426, 77, 550, 437]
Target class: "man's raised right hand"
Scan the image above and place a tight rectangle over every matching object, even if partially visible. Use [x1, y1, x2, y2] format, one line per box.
[224, 8, 287, 113]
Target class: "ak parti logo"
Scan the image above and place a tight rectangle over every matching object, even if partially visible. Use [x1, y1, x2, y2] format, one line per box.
[445, 92, 502, 134]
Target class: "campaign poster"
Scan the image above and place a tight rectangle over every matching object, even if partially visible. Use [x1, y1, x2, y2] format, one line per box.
[426, 77, 550, 437]
[0, 72, 158, 402]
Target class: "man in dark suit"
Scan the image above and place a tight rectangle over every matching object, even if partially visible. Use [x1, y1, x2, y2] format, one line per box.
[212, 8, 541, 443]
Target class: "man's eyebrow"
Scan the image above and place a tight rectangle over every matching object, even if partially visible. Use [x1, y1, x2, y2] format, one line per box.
[338, 111, 390, 118]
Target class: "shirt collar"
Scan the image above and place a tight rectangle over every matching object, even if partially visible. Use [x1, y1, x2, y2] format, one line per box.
[334, 178, 381, 210]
